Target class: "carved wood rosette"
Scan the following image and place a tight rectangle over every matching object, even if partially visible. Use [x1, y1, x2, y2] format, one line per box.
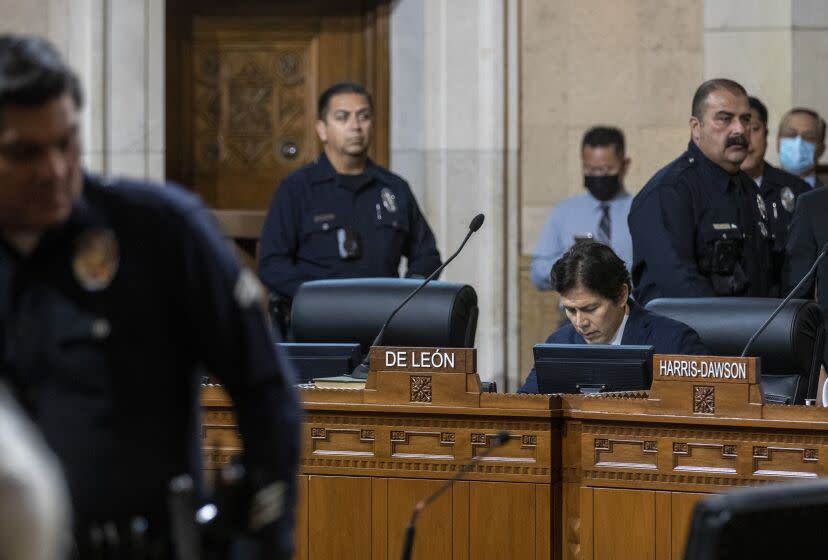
[409, 375, 432, 403]
[693, 385, 715, 414]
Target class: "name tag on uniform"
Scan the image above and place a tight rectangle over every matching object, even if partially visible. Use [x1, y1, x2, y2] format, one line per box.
[313, 213, 336, 223]
[712, 223, 737, 231]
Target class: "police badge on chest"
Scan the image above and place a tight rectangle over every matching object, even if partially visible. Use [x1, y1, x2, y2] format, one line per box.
[73, 229, 119, 291]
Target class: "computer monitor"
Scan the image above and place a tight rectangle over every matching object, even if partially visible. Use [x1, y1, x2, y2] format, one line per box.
[533, 343, 654, 394]
[277, 343, 362, 384]
[683, 479, 828, 559]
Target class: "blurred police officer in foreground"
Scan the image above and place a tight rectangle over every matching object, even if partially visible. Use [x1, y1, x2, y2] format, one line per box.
[629, 78, 772, 304]
[258, 82, 442, 334]
[740, 96, 810, 295]
[0, 35, 299, 558]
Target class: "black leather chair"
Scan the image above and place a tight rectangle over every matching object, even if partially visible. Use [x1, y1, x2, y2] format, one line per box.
[645, 298, 824, 404]
[291, 278, 479, 354]
[684, 479, 828, 559]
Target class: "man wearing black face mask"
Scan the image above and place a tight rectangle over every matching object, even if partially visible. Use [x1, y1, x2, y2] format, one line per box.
[530, 126, 633, 290]
[628, 78, 772, 304]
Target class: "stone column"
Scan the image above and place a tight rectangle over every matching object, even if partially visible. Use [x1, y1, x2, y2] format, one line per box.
[0, 0, 165, 180]
[390, 0, 520, 387]
[704, 0, 828, 166]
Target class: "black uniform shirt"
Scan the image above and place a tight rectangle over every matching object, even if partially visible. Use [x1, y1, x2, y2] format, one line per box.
[629, 141, 773, 304]
[756, 163, 811, 295]
[0, 175, 300, 555]
[258, 152, 442, 297]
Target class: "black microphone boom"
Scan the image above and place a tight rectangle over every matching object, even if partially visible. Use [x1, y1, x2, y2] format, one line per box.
[400, 431, 510, 560]
[351, 213, 485, 378]
[741, 241, 828, 358]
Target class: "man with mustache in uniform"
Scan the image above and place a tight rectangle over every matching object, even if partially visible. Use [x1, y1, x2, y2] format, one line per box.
[628, 78, 772, 304]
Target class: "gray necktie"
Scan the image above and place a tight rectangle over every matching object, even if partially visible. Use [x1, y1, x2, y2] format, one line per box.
[597, 203, 611, 244]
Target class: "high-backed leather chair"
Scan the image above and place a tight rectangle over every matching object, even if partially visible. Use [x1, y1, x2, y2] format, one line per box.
[645, 298, 824, 404]
[291, 278, 479, 354]
[684, 479, 828, 559]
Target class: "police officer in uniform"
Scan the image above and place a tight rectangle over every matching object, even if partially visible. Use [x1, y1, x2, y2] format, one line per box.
[258, 82, 442, 332]
[741, 96, 810, 295]
[629, 78, 772, 305]
[0, 35, 299, 558]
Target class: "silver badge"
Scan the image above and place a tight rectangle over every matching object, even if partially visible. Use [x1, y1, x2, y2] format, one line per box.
[756, 194, 767, 221]
[781, 187, 796, 213]
[758, 221, 769, 238]
[380, 188, 397, 213]
[73, 229, 119, 291]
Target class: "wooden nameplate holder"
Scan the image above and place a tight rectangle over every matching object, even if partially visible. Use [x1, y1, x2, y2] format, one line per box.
[647, 354, 763, 418]
[362, 346, 482, 407]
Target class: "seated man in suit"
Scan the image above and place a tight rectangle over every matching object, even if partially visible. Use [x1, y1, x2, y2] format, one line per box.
[519, 242, 708, 393]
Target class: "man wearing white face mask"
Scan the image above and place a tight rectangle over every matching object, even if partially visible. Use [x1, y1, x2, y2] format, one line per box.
[777, 107, 826, 188]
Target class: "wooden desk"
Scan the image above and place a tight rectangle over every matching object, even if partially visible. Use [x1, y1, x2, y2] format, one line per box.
[202, 351, 828, 559]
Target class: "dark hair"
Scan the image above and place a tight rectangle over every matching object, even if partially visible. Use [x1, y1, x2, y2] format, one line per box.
[551, 241, 630, 302]
[317, 81, 373, 120]
[0, 34, 83, 118]
[748, 96, 768, 130]
[691, 78, 747, 120]
[780, 107, 826, 144]
[582, 126, 625, 157]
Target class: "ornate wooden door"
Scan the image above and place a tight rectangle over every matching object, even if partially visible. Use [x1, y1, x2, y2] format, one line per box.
[166, 1, 389, 211]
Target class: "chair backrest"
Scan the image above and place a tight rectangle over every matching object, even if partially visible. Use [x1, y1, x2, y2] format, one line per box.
[644, 297, 824, 404]
[291, 278, 479, 354]
[684, 479, 828, 559]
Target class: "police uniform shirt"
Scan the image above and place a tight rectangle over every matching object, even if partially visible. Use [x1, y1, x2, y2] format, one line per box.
[755, 163, 810, 295]
[629, 140, 773, 304]
[0, 175, 300, 555]
[258, 152, 442, 298]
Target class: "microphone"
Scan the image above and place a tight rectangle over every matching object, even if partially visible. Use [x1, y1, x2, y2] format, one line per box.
[400, 431, 510, 560]
[741, 241, 828, 358]
[351, 213, 485, 379]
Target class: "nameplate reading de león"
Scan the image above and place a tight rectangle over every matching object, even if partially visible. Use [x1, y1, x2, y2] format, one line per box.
[384, 348, 457, 370]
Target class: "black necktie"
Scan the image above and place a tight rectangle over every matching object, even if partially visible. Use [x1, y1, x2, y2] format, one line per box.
[597, 203, 611, 244]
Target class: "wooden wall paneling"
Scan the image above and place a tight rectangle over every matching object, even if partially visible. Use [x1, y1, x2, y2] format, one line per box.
[295, 475, 309, 560]
[452, 481, 470, 560]
[654, 492, 671, 560]
[385, 478, 453, 560]
[364, 0, 390, 165]
[592, 488, 655, 560]
[372, 478, 388, 560]
[519, 255, 562, 384]
[307, 475, 372, 560]
[468, 482, 537, 560]
[670, 493, 707, 559]
[535, 484, 552, 560]
[578, 486, 593, 560]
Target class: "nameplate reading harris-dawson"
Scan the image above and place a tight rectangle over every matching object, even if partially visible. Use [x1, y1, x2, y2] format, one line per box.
[370, 347, 475, 374]
[653, 354, 757, 384]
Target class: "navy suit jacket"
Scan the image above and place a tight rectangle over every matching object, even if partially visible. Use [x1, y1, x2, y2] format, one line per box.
[518, 300, 708, 393]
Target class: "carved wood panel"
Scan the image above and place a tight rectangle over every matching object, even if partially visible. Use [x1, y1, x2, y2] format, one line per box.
[167, 1, 391, 214]
[577, 422, 828, 488]
[190, 31, 316, 210]
[301, 413, 554, 481]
